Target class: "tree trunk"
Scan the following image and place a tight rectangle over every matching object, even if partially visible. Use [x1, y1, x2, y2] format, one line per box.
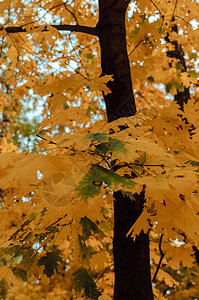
[97, 0, 136, 122]
[113, 191, 153, 300]
[97, 1, 153, 299]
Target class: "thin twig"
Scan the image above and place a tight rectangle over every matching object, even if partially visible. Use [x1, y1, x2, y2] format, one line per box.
[168, 0, 178, 30]
[96, 262, 114, 283]
[22, 3, 77, 28]
[128, 39, 144, 57]
[149, 0, 163, 17]
[136, 93, 159, 113]
[152, 234, 165, 283]
[63, 3, 78, 24]
[172, 0, 178, 18]
[68, 32, 89, 79]
[36, 134, 57, 146]
[170, 14, 192, 27]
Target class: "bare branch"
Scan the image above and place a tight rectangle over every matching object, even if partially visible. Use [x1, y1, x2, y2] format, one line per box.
[2, 24, 98, 36]
[172, 0, 179, 17]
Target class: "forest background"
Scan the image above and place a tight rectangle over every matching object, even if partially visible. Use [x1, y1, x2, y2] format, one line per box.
[0, 0, 199, 299]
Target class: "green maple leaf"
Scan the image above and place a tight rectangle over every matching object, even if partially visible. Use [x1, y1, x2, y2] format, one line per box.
[77, 164, 136, 201]
[12, 267, 27, 281]
[37, 246, 63, 278]
[73, 268, 101, 300]
[0, 279, 9, 299]
[80, 216, 99, 237]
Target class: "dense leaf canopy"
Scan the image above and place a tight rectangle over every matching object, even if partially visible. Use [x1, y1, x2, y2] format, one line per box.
[0, 0, 199, 299]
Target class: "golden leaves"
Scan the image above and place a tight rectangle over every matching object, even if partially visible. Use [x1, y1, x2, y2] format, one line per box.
[0, 0, 11, 15]
[0, 137, 18, 153]
[42, 172, 75, 207]
[0, 0, 199, 297]
[36, 74, 113, 97]
[39, 107, 90, 130]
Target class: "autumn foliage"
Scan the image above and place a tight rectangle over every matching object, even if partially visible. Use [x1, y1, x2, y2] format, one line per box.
[0, 0, 199, 299]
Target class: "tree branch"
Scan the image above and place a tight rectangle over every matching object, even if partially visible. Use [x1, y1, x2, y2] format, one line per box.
[1, 24, 98, 36]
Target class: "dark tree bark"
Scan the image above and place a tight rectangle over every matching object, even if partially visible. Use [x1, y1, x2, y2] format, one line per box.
[166, 24, 190, 110]
[1, 24, 97, 35]
[113, 191, 153, 300]
[96, 0, 136, 122]
[97, 1, 153, 299]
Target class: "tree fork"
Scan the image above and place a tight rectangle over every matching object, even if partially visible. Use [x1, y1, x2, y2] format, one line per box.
[97, 1, 153, 299]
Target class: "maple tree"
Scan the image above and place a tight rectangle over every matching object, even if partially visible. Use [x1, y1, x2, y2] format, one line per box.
[0, 0, 199, 299]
